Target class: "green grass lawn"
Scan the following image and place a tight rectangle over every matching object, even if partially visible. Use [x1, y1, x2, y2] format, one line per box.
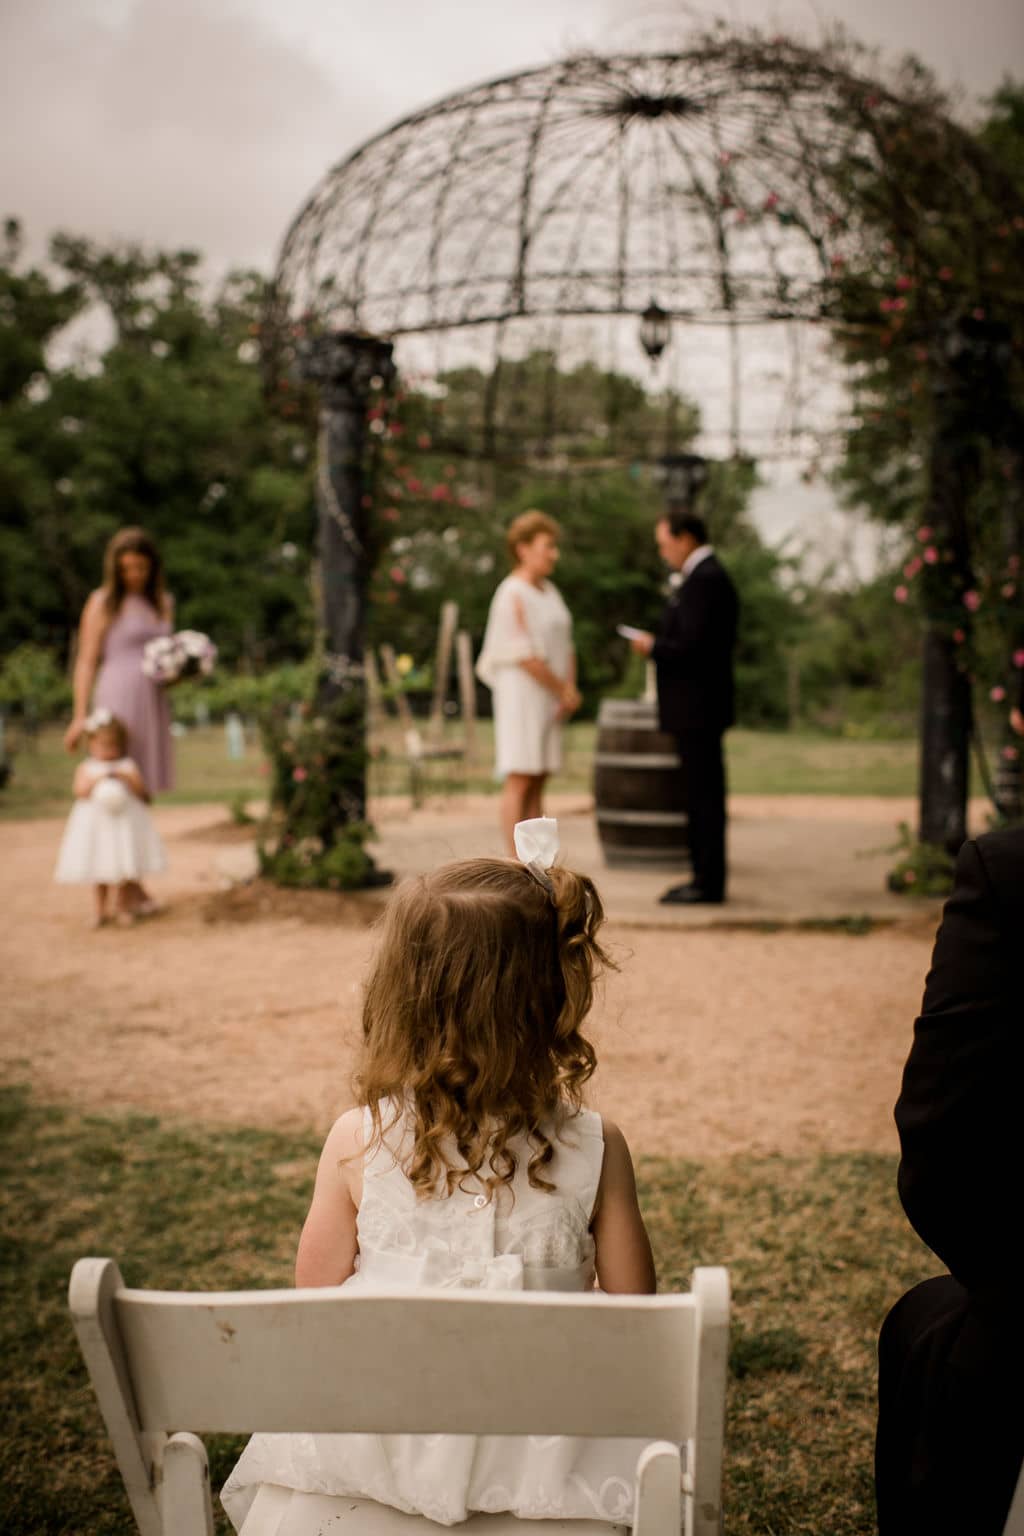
[1, 1086, 938, 1535]
[0, 721, 923, 821]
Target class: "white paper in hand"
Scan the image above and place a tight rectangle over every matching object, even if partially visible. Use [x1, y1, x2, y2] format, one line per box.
[616, 624, 648, 642]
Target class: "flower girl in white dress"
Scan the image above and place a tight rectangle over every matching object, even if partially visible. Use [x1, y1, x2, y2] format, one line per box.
[54, 709, 166, 927]
[221, 818, 657, 1532]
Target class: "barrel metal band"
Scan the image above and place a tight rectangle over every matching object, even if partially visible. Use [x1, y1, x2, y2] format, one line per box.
[594, 752, 681, 769]
[595, 809, 689, 826]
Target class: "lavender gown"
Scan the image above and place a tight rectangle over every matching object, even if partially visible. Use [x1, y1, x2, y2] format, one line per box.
[94, 596, 174, 793]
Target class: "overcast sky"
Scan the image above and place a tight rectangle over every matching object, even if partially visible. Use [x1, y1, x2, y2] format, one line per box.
[2, 0, 1021, 274]
[2, 0, 1019, 570]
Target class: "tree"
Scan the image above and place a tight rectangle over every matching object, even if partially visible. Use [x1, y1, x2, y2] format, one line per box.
[829, 77, 1024, 848]
[0, 228, 315, 667]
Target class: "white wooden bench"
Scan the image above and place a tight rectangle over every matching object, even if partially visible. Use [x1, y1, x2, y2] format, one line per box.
[69, 1259, 729, 1536]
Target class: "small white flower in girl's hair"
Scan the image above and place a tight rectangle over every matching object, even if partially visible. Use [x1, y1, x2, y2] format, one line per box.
[84, 707, 114, 733]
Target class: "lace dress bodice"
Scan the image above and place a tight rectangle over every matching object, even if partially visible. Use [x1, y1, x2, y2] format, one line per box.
[222, 1106, 646, 1531]
[350, 1104, 603, 1294]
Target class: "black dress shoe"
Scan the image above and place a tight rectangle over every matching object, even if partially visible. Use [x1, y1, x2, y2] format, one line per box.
[658, 884, 725, 905]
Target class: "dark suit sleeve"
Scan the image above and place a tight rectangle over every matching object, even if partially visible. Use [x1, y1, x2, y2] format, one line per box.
[895, 837, 1016, 1293]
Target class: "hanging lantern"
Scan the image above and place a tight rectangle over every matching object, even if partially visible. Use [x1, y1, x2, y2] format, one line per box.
[639, 300, 671, 362]
[655, 453, 709, 511]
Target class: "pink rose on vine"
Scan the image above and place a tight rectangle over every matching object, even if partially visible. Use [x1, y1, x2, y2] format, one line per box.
[923, 547, 938, 565]
[990, 686, 1006, 702]
[894, 585, 909, 604]
[962, 591, 981, 612]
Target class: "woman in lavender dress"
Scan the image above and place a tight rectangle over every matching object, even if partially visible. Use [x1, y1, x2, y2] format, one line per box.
[64, 527, 174, 911]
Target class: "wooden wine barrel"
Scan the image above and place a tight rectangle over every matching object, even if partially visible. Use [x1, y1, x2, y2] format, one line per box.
[593, 698, 690, 869]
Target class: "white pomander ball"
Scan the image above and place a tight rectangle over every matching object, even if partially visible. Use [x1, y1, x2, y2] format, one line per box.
[92, 775, 130, 814]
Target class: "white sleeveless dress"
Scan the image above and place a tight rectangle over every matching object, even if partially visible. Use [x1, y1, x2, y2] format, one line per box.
[476, 576, 573, 778]
[54, 757, 166, 884]
[221, 1107, 647, 1529]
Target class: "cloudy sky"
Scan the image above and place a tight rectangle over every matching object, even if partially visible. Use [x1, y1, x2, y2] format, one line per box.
[2, 0, 1020, 570]
[3, 0, 1020, 274]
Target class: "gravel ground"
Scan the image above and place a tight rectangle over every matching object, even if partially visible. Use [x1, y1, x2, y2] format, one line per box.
[0, 803, 941, 1159]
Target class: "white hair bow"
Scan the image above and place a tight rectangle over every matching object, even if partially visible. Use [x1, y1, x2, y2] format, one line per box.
[84, 707, 114, 733]
[513, 817, 559, 894]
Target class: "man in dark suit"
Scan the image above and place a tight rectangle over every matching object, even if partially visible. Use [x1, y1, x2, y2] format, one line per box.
[875, 826, 1024, 1533]
[631, 511, 739, 904]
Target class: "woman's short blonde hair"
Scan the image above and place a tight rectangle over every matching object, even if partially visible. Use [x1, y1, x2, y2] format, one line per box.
[356, 856, 609, 1201]
[506, 510, 561, 565]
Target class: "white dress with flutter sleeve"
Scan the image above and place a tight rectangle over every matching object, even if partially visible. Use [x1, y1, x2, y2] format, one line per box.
[221, 1106, 647, 1530]
[476, 575, 573, 777]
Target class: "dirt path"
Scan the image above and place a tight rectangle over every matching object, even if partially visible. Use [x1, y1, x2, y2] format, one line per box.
[0, 804, 939, 1160]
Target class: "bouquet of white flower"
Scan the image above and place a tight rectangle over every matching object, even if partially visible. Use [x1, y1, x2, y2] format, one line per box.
[141, 630, 218, 684]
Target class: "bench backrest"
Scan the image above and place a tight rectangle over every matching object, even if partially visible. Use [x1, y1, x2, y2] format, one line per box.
[70, 1259, 729, 1536]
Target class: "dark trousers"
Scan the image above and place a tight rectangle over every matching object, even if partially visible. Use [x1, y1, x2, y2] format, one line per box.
[675, 729, 727, 898]
[876, 1275, 1023, 1534]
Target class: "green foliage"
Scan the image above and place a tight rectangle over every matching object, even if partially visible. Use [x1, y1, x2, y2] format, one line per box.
[0, 227, 315, 665]
[228, 791, 255, 827]
[259, 830, 372, 890]
[828, 81, 1024, 751]
[424, 349, 700, 463]
[0, 641, 70, 717]
[258, 693, 374, 889]
[727, 541, 807, 727]
[796, 570, 921, 734]
[172, 660, 317, 722]
[886, 822, 956, 896]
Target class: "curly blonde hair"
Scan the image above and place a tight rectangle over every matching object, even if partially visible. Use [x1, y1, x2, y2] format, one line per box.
[356, 858, 609, 1200]
[506, 510, 561, 565]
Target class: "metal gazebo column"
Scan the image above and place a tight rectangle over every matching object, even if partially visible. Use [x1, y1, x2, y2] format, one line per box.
[300, 330, 395, 836]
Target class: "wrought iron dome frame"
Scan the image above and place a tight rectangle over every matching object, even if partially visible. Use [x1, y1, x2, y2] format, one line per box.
[264, 33, 1004, 458]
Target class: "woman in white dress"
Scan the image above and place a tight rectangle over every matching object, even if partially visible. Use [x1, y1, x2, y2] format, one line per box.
[476, 512, 581, 854]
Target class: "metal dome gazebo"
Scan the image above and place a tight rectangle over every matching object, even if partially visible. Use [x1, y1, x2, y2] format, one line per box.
[264, 31, 1020, 872]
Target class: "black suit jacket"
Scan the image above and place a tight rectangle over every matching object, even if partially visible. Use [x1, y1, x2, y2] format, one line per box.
[651, 553, 739, 735]
[895, 827, 1024, 1301]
